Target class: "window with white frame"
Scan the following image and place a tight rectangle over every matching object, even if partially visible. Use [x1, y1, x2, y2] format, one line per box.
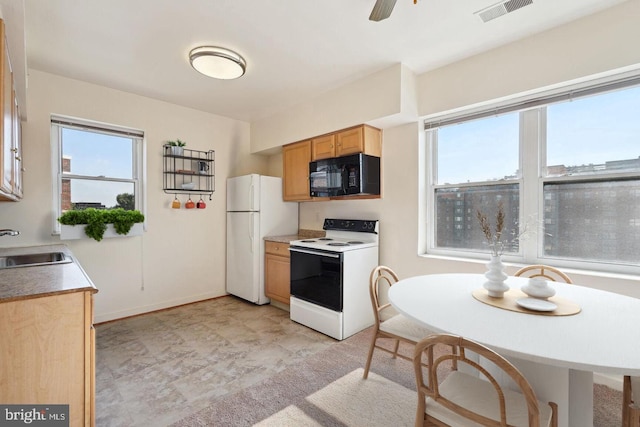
[51, 116, 145, 233]
[426, 77, 640, 273]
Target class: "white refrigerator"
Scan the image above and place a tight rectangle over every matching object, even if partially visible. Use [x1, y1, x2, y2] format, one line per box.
[226, 174, 298, 304]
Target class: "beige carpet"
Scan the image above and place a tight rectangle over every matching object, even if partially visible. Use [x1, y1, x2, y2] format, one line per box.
[172, 328, 622, 427]
[254, 368, 415, 426]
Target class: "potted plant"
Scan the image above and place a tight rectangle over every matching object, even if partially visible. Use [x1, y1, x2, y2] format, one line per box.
[166, 139, 187, 156]
[58, 208, 145, 242]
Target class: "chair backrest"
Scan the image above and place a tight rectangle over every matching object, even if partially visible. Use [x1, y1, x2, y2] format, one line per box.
[414, 333, 542, 427]
[369, 266, 399, 324]
[514, 264, 573, 283]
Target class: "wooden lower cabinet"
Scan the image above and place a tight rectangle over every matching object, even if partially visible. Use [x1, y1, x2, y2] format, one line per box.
[0, 291, 96, 426]
[264, 241, 291, 304]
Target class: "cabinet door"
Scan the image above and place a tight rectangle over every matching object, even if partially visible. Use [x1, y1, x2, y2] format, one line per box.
[282, 140, 312, 201]
[336, 126, 364, 157]
[265, 253, 291, 304]
[311, 134, 336, 160]
[336, 125, 382, 158]
[0, 292, 88, 425]
[0, 21, 14, 199]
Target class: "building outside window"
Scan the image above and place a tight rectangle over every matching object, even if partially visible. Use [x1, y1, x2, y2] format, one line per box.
[425, 77, 640, 274]
[51, 116, 145, 233]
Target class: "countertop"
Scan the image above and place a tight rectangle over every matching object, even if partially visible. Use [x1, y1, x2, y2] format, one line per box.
[264, 229, 325, 244]
[0, 244, 97, 303]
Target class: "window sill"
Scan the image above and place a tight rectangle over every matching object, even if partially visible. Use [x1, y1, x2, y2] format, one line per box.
[60, 223, 144, 240]
[418, 252, 640, 282]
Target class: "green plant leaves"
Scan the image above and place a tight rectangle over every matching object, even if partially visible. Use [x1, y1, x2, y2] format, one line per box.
[58, 208, 144, 242]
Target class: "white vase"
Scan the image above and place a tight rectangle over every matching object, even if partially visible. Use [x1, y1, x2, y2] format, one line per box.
[483, 255, 509, 298]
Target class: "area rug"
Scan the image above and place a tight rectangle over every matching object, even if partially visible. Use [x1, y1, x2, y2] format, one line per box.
[254, 368, 415, 426]
[172, 327, 622, 427]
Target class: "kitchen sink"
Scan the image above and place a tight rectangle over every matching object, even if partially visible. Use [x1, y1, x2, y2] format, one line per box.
[0, 252, 72, 269]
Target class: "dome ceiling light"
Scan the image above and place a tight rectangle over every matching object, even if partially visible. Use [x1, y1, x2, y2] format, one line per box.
[189, 46, 247, 80]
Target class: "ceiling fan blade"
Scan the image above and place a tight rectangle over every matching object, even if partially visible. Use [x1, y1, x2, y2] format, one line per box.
[369, 0, 398, 21]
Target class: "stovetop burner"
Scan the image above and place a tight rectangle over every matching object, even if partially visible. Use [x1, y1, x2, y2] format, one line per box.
[289, 218, 379, 253]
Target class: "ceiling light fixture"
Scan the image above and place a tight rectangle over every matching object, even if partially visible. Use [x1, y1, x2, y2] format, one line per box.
[189, 46, 247, 80]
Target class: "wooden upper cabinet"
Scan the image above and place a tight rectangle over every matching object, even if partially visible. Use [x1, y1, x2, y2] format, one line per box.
[0, 19, 22, 202]
[282, 140, 312, 201]
[282, 124, 382, 202]
[311, 134, 336, 161]
[311, 125, 382, 161]
[336, 124, 382, 157]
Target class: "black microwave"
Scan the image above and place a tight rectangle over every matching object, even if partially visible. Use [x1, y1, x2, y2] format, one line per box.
[309, 153, 380, 197]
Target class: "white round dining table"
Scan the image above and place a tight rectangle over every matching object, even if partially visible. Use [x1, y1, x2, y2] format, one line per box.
[388, 273, 640, 427]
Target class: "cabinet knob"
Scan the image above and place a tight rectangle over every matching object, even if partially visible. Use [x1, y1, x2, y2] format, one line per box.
[15, 156, 21, 161]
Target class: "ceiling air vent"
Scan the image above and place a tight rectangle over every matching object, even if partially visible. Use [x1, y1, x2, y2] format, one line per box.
[475, 0, 533, 23]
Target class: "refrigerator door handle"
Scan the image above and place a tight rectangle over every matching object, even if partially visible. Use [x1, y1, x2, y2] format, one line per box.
[249, 212, 254, 253]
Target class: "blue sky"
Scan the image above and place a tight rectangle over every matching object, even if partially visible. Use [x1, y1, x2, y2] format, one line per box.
[437, 86, 640, 184]
[62, 128, 134, 207]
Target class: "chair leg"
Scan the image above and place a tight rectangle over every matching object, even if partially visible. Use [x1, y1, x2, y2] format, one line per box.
[363, 332, 379, 379]
[392, 339, 400, 359]
[415, 393, 426, 427]
[623, 376, 632, 427]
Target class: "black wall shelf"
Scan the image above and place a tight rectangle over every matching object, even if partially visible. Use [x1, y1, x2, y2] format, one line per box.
[163, 145, 215, 199]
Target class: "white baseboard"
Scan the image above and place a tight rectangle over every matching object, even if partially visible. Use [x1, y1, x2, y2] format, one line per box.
[94, 292, 223, 324]
[594, 372, 623, 391]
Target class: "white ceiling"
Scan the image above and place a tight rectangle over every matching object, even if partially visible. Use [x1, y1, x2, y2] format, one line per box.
[17, 0, 628, 122]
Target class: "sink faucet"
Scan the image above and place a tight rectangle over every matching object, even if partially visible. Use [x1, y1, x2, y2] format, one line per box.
[0, 229, 20, 237]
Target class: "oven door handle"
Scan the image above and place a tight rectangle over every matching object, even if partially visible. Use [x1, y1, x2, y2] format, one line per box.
[289, 247, 341, 258]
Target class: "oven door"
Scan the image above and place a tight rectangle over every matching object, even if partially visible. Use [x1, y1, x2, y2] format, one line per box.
[289, 247, 343, 312]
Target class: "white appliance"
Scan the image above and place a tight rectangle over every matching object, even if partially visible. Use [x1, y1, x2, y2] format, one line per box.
[289, 219, 379, 340]
[226, 174, 298, 304]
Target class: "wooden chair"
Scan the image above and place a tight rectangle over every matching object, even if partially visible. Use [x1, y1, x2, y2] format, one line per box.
[514, 265, 573, 284]
[413, 333, 558, 427]
[363, 266, 435, 379]
[623, 376, 640, 427]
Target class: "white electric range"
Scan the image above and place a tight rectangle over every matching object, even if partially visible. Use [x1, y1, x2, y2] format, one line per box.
[289, 219, 379, 340]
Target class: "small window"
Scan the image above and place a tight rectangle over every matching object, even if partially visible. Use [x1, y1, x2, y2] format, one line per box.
[51, 116, 145, 233]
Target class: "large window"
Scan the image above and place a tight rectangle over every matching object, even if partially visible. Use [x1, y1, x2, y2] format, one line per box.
[51, 116, 145, 233]
[426, 78, 640, 273]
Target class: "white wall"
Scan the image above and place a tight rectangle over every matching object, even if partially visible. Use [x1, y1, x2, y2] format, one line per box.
[263, 1, 640, 298]
[417, 0, 640, 118]
[251, 63, 408, 153]
[0, 70, 271, 322]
